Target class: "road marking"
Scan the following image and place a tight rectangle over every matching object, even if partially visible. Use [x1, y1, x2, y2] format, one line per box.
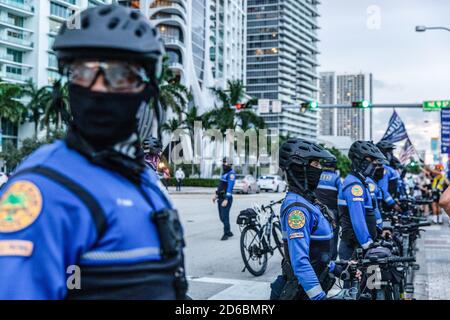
[187, 276, 272, 300]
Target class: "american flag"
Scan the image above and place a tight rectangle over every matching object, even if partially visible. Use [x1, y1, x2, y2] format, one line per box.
[399, 138, 417, 164]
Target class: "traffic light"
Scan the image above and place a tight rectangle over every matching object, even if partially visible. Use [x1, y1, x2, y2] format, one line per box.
[300, 101, 319, 113]
[352, 100, 372, 108]
[423, 100, 450, 111]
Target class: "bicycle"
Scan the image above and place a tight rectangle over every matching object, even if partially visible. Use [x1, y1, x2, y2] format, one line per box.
[237, 198, 285, 276]
[330, 247, 416, 300]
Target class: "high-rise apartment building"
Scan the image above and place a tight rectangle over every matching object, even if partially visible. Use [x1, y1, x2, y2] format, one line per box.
[319, 72, 373, 141]
[246, 0, 321, 140]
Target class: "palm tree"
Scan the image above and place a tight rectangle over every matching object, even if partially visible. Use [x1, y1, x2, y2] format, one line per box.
[206, 80, 266, 175]
[0, 79, 26, 124]
[22, 79, 52, 137]
[43, 79, 70, 135]
[161, 118, 184, 167]
[159, 56, 190, 122]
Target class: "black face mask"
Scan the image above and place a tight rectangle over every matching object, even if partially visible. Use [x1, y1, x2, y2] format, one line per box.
[306, 166, 323, 191]
[68, 84, 151, 148]
[373, 166, 385, 182]
[223, 165, 232, 173]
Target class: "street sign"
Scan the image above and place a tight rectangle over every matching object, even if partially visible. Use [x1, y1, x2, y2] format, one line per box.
[258, 99, 270, 113]
[272, 100, 282, 113]
[441, 109, 450, 153]
[423, 100, 450, 111]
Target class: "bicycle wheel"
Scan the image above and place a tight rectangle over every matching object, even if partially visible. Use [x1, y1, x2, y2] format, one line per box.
[272, 222, 285, 258]
[240, 225, 268, 276]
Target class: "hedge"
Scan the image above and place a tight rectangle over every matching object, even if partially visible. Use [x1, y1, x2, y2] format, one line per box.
[163, 178, 220, 188]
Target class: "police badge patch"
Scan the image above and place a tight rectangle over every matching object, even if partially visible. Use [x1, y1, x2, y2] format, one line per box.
[369, 183, 376, 193]
[0, 181, 43, 233]
[351, 185, 364, 197]
[288, 210, 306, 230]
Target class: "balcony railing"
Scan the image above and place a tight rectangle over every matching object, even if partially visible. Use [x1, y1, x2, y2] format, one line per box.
[0, 0, 34, 13]
[0, 34, 33, 47]
[0, 70, 29, 82]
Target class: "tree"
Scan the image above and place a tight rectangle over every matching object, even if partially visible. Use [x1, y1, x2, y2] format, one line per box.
[159, 56, 190, 122]
[327, 147, 351, 177]
[0, 79, 26, 124]
[22, 79, 52, 137]
[206, 80, 265, 175]
[43, 79, 70, 135]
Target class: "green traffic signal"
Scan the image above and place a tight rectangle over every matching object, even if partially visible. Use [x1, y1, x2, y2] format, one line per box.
[352, 100, 372, 108]
[300, 101, 319, 112]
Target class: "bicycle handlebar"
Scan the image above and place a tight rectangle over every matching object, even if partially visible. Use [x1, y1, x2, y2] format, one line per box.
[335, 255, 415, 267]
[261, 198, 284, 210]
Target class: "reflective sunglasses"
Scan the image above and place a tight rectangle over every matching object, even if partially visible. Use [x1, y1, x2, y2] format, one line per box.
[65, 60, 149, 92]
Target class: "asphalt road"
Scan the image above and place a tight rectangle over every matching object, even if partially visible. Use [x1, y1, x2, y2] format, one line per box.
[172, 191, 284, 300]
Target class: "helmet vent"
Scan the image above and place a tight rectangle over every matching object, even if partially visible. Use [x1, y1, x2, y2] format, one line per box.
[99, 6, 113, 16]
[130, 11, 140, 20]
[108, 17, 120, 29]
[81, 16, 90, 29]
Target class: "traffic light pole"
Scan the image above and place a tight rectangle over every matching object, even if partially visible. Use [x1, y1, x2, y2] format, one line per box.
[277, 103, 423, 109]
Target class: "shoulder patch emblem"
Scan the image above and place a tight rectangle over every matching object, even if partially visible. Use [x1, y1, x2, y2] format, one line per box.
[229, 174, 235, 181]
[288, 210, 306, 230]
[0, 181, 43, 233]
[351, 185, 364, 197]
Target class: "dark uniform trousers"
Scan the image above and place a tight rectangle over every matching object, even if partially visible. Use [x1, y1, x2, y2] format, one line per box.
[218, 197, 233, 235]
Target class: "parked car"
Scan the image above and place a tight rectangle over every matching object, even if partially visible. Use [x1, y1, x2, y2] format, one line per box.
[257, 175, 287, 193]
[233, 175, 260, 194]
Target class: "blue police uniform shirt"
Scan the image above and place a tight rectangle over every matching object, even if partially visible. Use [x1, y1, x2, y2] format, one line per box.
[0, 140, 176, 299]
[377, 165, 397, 206]
[338, 174, 375, 249]
[366, 177, 383, 230]
[217, 169, 236, 199]
[281, 192, 333, 300]
[315, 170, 342, 211]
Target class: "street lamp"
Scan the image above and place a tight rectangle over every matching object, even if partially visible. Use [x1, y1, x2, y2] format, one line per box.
[416, 25, 450, 33]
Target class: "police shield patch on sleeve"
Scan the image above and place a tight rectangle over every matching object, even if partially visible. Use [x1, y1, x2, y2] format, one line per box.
[229, 174, 235, 181]
[351, 185, 364, 197]
[288, 210, 306, 230]
[369, 183, 376, 193]
[0, 181, 43, 233]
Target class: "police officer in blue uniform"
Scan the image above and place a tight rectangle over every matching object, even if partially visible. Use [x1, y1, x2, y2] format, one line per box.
[376, 141, 402, 212]
[315, 157, 342, 260]
[271, 139, 336, 300]
[338, 141, 386, 260]
[0, 5, 187, 300]
[213, 158, 236, 240]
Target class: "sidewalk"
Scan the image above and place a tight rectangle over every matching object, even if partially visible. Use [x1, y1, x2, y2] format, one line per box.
[414, 217, 450, 300]
[167, 186, 216, 195]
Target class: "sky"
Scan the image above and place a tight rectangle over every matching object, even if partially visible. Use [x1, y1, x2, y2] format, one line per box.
[318, 0, 450, 163]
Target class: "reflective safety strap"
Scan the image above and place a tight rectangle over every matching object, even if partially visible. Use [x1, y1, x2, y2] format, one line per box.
[317, 185, 337, 191]
[310, 233, 333, 240]
[81, 246, 161, 262]
[306, 284, 324, 299]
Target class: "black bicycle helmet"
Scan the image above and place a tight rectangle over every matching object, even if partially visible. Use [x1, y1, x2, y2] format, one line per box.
[53, 4, 164, 74]
[349, 141, 386, 162]
[142, 137, 163, 155]
[279, 138, 335, 170]
[323, 157, 338, 169]
[376, 140, 396, 154]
